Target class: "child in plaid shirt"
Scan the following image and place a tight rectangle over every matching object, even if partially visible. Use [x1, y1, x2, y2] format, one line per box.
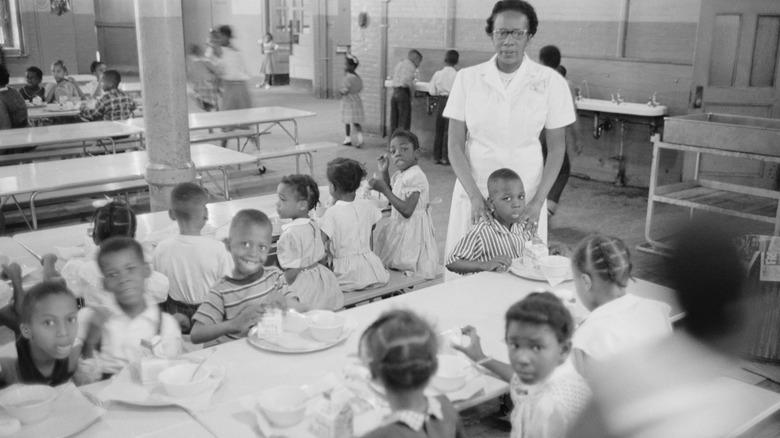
[446, 168, 534, 274]
[81, 70, 136, 121]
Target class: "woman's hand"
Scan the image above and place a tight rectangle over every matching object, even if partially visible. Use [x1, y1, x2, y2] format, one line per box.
[470, 194, 489, 225]
[520, 199, 543, 235]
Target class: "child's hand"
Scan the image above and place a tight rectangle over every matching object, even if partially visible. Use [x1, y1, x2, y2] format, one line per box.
[483, 255, 512, 272]
[1, 262, 21, 280]
[377, 154, 390, 173]
[453, 325, 487, 363]
[368, 177, 389, 194]
[231, 304, 268, 336]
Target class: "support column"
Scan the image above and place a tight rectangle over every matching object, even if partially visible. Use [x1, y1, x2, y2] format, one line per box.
[134, 0, 195, 212]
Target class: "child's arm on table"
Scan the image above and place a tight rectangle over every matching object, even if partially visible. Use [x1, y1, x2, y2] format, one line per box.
[190, 304, 268, 344]
[446, 255, 511, 274]
[454, 325, 514, 382]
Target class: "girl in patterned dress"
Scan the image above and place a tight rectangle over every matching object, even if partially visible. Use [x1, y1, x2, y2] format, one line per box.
[340, 54, 365, 147]
[275, 174, 343, 310]
[370, 130, 439, 279]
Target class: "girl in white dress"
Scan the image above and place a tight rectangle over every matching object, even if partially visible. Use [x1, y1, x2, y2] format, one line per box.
[275, 174, 343, 310]
[320, 158, 389, 291]
[370, 130, 439, 279]
[570, 234, 672, 379]
[454, 292, 590, 438]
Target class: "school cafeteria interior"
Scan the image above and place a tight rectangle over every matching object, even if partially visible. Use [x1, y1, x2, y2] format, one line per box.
[0, 0, 778, 437]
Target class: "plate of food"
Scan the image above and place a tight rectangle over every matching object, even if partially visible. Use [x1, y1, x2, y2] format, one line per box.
[510, 255, 573, 285]
[247, 310, 354, 354]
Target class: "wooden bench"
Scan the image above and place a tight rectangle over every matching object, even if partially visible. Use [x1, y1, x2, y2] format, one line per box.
[342, 270, 431, 308]
[254, 142, 340, 174]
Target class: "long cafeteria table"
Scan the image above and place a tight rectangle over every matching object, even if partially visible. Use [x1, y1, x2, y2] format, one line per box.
[0, 121, 144, 154]
[0, 144, 259, 229]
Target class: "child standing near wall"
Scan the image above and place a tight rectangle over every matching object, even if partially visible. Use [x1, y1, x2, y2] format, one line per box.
[258, 33, 278, 89]
[340, 54, 364, 147]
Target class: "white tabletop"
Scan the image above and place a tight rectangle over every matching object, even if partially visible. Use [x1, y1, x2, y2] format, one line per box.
[125, 106, 316, 132]
[27, 104, 83, 120]
[12, 193, 281, 260]
[0, 144, 257, 197]
[8, 74, 95, 87]
[0, 121, 143, 150]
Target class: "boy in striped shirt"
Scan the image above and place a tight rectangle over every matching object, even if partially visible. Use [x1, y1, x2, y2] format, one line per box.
[190, 209, 303, 345]
[446, 168, 534, 275]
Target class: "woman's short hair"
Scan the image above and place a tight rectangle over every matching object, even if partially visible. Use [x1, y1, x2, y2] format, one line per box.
[485, 0, 539, 37]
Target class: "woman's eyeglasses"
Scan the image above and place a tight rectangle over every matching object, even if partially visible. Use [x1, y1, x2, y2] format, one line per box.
[492, 28, 529, 40]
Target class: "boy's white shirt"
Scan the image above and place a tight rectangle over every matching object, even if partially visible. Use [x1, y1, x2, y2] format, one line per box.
[77, 295, 181, 375]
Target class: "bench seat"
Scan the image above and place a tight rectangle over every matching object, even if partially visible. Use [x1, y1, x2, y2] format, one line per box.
[342, 270, 430, 307]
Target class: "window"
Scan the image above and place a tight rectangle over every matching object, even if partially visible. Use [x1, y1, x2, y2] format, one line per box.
[0, 0, 23, 56]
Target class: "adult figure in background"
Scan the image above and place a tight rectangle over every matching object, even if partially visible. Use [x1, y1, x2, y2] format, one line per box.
[428, 49, 459, 165]
[539, 44, 579, 217]
[443, 0, 574, 276]
[0, 64, 28, 129]
[390, 49, 422, 134]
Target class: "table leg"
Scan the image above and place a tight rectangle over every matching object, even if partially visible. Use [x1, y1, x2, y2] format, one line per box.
[220, 168, 230, 200]
[29, 192, 39, 230]
[613, 120, 627, 186]
[306, 152, 313, 174]
[7, 195, 32, 230]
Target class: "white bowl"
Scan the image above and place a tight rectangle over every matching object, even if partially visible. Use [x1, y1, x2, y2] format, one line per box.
[0, 385, 57, 424]
[257, 385, 308, 427]
[157, 363, 214, 398]
[307, 310, 345, 343]
[283, 311, 310, 334]
[539, 255, 571, 280]
[432, 354, 469, 393]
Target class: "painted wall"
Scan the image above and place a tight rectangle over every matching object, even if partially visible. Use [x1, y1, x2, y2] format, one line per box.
[3, 0, 98, 76]
[350, 0, 702, 186]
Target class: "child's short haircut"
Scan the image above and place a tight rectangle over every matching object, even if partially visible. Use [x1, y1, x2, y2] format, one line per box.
[103, 70, 121, 85]
[505, 292, 574, 343]
[216, 25, 233, 39]
[539, 45, 562, 69]
[668, 218, 744, 341]
[360, 309, 438, 392]
[51, 60, 68, 73]
[89, 60, 105, 74]
[487, 168, 522, 194]
[20, 281, 77, 323]
[390, 129, 420, 150]
[92, 201, 137, 243]
[170, 182, 208, 222]
[572, 234, 632, 288]
[0, 65, 8, 87]
[230, 209, 271, 233]
[280, 174, 320, 211]
[326, 158, 366, 194]
[26, 66, 43, 81]
[445, 49, 459, 66]
[97, 236, 145, 272]
[408, 49, 422, 60]
[189, 44, 203, 56]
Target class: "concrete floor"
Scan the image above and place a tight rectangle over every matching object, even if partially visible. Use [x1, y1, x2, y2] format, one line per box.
[4, 84, 778, 436]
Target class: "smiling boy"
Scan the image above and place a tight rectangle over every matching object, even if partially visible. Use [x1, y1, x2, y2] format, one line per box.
[446, 168, 534, 274]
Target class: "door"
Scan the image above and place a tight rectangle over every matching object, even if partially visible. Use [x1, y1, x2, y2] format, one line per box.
[689, 0, 780, 188]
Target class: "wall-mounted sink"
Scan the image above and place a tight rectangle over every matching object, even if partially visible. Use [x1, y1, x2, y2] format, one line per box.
[576, 98, 668, 117]
[383, 79, 430, 93]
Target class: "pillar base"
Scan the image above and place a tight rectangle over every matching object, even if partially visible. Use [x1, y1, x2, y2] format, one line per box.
[145, 162, 196, 211]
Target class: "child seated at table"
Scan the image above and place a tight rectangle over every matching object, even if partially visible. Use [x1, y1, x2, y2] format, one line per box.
[19, 66, 45, 103]
[45, 201, 169, 308]
[455, 292, 590, 438]
[359, 309, 466, 438]
[569, 234, 672, 378]
[44, 60, 84, 103]
[0, 281, 84, 386]
[83, 60, 107, 99]
[370, 129, 439, 279]
[191, 209, 302, 345]
[153, 183, 233, 332]
[320, 158, 389, 291]
[80, 237, 180, 377]
[80, 70, 136, 121]
[276, 174, 343, 310]
[0, 64, 28, 130]
[446, 168, 534, 275]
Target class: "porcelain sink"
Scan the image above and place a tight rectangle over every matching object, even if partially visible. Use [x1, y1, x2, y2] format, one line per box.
[383, 79, 430, 93]
[576, 98, 667, 117]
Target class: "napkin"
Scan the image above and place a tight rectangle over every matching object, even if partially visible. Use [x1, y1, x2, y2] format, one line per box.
[98, 364, 224, 411]
[3, 383, 105, 438]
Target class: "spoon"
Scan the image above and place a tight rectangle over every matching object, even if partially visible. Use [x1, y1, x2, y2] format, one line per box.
[189, 349, 216, 382]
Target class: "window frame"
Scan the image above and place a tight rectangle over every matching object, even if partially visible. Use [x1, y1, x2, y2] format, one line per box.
[0, 0, 25, 57]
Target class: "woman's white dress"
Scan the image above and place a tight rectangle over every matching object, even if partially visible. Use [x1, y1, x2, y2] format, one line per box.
[373, 165, 439, 279]
[319, 199, 389, 291]
[277, 218, 344, 310]
[442, 54, 575, 280]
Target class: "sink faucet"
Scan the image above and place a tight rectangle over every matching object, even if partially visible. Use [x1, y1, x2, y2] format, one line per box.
[575, 87, 582, 101]
[580, 80, 590, 99]
[615, 90, 624, 105]
[647, 92, 659, 107]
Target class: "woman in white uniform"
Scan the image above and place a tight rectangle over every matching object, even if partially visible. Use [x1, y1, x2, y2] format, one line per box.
[443, 0, 575, 279]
